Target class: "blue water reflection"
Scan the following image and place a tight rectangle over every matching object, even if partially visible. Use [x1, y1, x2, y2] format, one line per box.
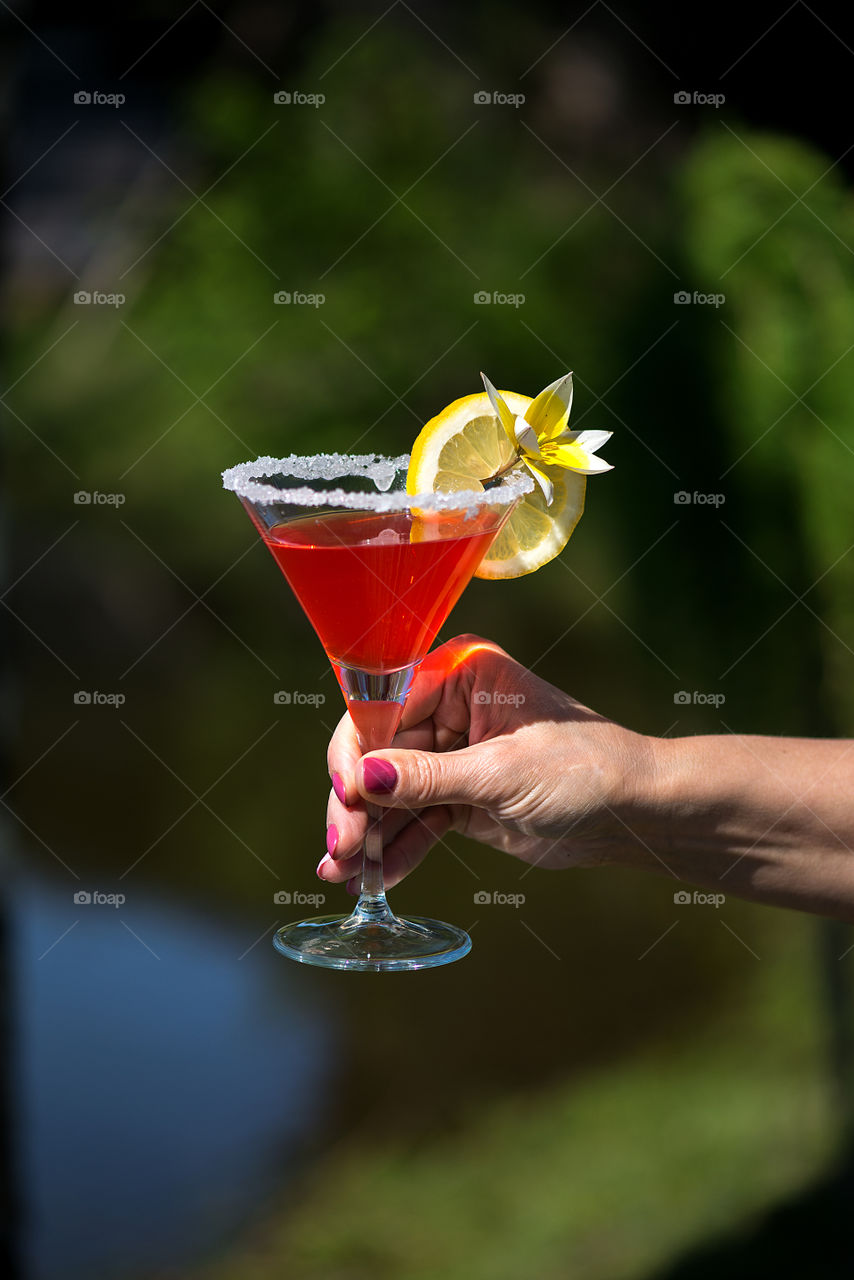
[15, 874, 334, 1280]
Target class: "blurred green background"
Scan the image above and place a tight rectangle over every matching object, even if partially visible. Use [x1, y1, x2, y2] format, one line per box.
[3, 3, 854, 1279]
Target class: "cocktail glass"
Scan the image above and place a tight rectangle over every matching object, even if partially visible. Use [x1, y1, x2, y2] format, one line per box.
[222, 453, 532, 971]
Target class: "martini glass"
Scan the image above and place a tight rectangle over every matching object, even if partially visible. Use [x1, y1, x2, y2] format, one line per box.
[222, 453, 532, 971]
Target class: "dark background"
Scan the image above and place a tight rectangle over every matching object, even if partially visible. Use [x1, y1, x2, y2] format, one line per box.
[3, 3, 854, 1278]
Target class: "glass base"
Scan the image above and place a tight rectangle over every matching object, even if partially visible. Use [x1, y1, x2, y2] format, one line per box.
[273, 912, 472, 972]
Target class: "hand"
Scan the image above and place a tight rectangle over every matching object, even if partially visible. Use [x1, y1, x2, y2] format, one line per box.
[320, 635, 654, 892]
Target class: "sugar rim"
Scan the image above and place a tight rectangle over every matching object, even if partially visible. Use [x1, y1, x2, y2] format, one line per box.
[221, 452, 535, 511]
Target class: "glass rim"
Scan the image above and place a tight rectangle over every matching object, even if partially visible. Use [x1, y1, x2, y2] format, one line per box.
[221, 452, 534, 512]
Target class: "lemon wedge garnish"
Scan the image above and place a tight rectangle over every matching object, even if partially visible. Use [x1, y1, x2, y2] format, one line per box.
[406, 389, 586, 578]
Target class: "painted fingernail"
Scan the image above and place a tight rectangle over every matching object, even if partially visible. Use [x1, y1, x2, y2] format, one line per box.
[346, 875, 359, 896]
[332, 772, 347, 805]
[326, 824, 338, 857]
[316, 855, 332, 880]
[363, 758, 398, 794]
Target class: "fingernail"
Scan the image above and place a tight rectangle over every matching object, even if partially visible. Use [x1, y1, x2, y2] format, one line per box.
[346, 875, 359, 896]
[332, 772, 347, 805]
[326, 824, 338, 857]
[363, 758, 398, 794]
[316, 855, 331, 880]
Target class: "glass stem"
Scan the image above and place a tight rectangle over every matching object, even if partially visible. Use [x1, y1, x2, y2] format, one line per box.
[349, 701, 406, 926]
[353, 801, 394, 923]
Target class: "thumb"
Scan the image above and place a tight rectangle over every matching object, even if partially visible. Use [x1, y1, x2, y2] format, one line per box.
[357, 744, 500, 810]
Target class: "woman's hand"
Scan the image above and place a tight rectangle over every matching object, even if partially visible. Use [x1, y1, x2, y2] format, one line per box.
[319, 635, 655, 892]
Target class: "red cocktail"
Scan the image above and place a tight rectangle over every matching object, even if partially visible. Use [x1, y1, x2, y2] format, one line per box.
[222, 454, 532, 970]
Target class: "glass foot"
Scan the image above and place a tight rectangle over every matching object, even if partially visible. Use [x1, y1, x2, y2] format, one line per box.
[273, 912, 472, 972]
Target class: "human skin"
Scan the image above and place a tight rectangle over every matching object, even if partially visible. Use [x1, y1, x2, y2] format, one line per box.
[320, 635, 854, 922]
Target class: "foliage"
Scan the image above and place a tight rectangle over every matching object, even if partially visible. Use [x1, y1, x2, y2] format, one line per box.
[681, 130, 854, 732]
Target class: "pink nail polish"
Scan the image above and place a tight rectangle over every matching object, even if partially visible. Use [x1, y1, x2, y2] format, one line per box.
[332, 772, 347, 805]
[326, 824, 338, 856]
[363, 758, 397, 794]
[316, 856, 329, 880]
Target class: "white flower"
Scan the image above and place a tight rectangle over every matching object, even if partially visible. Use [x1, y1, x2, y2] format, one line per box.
[481, 371, 613, 504]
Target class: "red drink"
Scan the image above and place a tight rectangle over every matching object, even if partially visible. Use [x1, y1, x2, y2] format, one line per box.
[263, 508, 500, 673]
[224, 450, 524, 969]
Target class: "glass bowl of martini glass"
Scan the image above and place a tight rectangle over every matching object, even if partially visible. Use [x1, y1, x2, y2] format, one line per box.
[222, 452, 532, 972]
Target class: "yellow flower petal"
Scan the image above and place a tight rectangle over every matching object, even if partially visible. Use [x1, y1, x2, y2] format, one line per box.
[544, 440, 613, 475]
[525, 372, 574, 442]
[523, 458, 554, 505]
[514, 416, 541, 457]
[572, 429, 612, 453]
[480, 373, 518, 451]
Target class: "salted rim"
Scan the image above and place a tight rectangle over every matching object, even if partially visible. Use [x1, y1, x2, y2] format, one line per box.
[221, 452, 534, 511]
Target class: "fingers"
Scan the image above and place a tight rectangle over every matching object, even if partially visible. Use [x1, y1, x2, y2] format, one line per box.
[325, 787, 412, 864]
[326, 707, 437, 809]
[323, 719, 459, 895]
[326, 711, 362, 805]
[398, 634, 509, 733]
[317, 805, 453, 893]
[325, 633, 512, 807]
[326, 715, 436, 859]
[355, 741, 503, 811]
[321, 634, 513, 894]
[363, 805, 453, 891]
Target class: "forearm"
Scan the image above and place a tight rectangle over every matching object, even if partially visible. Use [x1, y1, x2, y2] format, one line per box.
[626, 734, 854, 920]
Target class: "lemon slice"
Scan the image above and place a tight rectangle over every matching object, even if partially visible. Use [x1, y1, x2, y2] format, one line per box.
[407, 390, 585, 578]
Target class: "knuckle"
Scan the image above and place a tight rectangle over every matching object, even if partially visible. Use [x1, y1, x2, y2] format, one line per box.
[408, 750, 441, 800]
[472, 740, 518, 802]
[409, 745, 500, 806]
[452, 631, 490, 647]
[453, 632, 509, 659]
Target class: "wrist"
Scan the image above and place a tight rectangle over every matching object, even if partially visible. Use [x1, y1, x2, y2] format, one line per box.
[609, 730, 692, 872]
[619, 733, 835, 903]
[591, 726, 668, 870]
